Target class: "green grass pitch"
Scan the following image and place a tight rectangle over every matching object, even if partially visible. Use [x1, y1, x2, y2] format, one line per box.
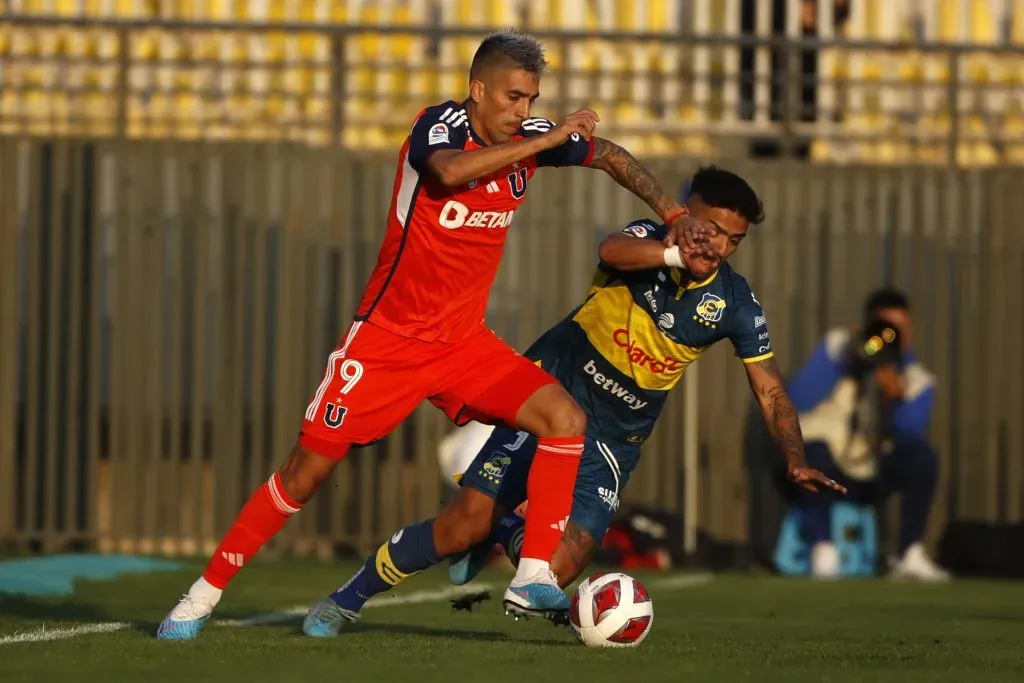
[1, 559, 1022, 683]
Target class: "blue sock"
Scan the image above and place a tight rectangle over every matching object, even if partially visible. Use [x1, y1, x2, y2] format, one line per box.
[493, 512, 526, 567]
[329, 519, 442, 612]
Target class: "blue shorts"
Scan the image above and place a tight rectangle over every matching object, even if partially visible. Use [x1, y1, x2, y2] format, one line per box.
[459, 426, 642, 542]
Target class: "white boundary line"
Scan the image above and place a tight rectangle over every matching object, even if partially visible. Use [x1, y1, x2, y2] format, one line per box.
[0, 622, 134, 645]
[0, 573, 713, 646]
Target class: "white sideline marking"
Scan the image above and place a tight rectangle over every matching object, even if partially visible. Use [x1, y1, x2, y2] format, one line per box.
[0, 621, 133, 645]
[0, 574, 713, 645]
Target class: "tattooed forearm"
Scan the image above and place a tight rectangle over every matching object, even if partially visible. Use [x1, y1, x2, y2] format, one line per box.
[751, 357, 808, 469]
[589, 137, 676, 219]
[559, 520, 598, 571]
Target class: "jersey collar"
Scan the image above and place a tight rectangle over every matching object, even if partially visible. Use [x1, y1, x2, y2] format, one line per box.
[461, 99, 490, 147]
[669, 267, 719, 299]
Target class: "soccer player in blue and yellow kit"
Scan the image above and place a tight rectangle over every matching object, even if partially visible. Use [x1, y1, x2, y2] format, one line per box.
[301, 166, 844, 636]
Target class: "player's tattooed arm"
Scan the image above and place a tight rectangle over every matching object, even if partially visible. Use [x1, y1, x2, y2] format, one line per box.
[745, 356, 848, 495]
[588, 138, 683, 221]
[558, 520, 599, 579]
[588, 138, 715, 257]
[748, 356, 806, 467]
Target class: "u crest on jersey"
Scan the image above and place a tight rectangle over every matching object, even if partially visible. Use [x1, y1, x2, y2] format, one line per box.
[324, 402, 348, 429]
[507, 167, 528, 199]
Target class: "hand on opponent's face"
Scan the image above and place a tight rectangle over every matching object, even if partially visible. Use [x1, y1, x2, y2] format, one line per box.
[663, 214, 721, 279]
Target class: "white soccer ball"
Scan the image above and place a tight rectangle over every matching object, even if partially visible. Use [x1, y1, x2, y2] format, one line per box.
[569, 572, 654, 648]
[436, 421, 496, 492]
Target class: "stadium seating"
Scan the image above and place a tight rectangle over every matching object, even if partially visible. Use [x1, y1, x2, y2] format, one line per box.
[1, 1, 1022, 162]
[811, 0, 1023, 165]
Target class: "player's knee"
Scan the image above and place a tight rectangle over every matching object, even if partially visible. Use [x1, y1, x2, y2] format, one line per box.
[514, 384, 588, 438]
[535, 400, 588, 439]
[276, 443, 338, 504]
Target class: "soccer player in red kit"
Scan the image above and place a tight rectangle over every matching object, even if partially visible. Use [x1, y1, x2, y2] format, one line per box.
[157, 30, 712, 639]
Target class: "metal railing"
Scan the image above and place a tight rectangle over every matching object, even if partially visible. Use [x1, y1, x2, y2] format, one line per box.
[1, 137, 1022, 560]
[3, 16, 1024, 163]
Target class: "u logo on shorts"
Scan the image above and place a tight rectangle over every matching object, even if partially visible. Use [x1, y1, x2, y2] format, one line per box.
[324, 403, 348, 429]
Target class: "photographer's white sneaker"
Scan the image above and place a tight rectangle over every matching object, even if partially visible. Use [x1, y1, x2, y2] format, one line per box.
[890, 543, 951, 582]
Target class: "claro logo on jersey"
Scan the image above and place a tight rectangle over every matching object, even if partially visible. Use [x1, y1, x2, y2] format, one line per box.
[612, 328, 684, 375]
[573, 286, 700, 391]
[439, 200, 516, 230]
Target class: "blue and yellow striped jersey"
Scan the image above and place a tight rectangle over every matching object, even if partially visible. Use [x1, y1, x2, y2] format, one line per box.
[522, 218, 774, 444]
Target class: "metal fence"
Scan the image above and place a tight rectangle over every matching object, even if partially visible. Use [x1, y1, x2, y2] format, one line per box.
[1, 137, 1022, 561]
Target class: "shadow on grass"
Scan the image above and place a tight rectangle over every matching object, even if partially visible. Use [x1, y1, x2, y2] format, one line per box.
[0, 594, 114, 623]
[330, 620, 567, 646]
[131, 610, 568, 646]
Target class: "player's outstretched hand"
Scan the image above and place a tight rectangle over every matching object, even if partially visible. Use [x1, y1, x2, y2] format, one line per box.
[664, 214, 716, 257]
[788, 465, 848, 495]
[546, 108, 600, 145]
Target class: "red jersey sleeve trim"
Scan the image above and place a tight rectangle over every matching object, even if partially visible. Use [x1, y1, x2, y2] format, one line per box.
[582, 137, 597, 166]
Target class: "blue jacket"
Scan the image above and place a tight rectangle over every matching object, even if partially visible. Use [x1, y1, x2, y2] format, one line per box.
[787, 328, 936, 441]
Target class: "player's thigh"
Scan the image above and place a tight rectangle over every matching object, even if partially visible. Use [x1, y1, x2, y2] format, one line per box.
[298, 322, 434, 458]
[567, 436, 641, 544]
[436, 329, 582, 435]
[458, 424, 536, 513]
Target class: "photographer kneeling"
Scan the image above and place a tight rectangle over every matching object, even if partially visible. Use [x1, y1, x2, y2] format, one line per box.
[786, 289, 950, 581]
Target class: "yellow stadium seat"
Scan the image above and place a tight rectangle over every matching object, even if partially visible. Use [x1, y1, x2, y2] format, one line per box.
[1014, 0, 1024, 46]
[1002, 106, 1024, 163]
[907, 113, 950, 165]
[296, 0, 335, 123]
[809, 138, 838, 163]
[0, 92, 19, 135]
[671, 131, 714, 159]
[957, 114, 998, 166]
[116, 0, 139, 17]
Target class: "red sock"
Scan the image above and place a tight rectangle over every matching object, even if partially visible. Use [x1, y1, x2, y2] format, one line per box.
[520, 436, 584, 562]
[202, 472, 302, 589]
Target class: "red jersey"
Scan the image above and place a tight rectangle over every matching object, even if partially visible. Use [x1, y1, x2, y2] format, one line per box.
[355, 100, 595, 343]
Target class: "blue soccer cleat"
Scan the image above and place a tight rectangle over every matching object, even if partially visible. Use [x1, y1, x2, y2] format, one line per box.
[156, 595, 214, 640]
[502, 570, 569, 620]
[302, 597, 361, 638]
[448, 541, 494, 586]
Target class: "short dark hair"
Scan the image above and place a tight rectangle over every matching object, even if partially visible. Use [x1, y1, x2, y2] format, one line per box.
[865, 288, 910, 317]
[687, 165, 765, 225]
[469, 30, 547, 80]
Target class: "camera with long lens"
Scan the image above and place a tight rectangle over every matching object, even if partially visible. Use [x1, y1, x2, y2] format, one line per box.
[846, 318, 903, 381]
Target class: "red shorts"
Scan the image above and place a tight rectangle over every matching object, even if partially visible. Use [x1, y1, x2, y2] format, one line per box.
[297, 321, 557, 459]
